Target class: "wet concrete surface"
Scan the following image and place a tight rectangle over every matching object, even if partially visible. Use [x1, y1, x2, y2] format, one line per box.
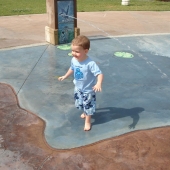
[1, 83, 170, 170]
[0, 34, 170, 149]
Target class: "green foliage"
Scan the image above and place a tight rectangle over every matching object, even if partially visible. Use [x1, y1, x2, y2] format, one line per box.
[77, 0, 170, 12]
[0, 0, 169, 16]
[0, 0, 46, 16]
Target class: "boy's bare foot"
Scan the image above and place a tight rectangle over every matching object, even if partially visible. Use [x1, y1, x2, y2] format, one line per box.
[84, 122, 91, 131]
[80, 113, 86, 119]
[84, 115, 91, 131]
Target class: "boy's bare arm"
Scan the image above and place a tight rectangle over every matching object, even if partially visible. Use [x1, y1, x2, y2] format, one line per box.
[58, 68, 73, 81]
[93, 74, 103, 92]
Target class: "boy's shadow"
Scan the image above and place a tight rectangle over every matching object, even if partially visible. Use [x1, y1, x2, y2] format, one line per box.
[92, 107, 144, 129]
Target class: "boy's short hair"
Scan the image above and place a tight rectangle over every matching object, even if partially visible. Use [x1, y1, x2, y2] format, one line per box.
[71, 35, 90, 50]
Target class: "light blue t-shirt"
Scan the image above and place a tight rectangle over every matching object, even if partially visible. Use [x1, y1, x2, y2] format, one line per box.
[70, 57, 102, 93]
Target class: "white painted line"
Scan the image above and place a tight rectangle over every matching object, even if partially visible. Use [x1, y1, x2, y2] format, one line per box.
[109, 33, 170, 38]
[0, 43, 49, 51]
[89, 33, 170, 40]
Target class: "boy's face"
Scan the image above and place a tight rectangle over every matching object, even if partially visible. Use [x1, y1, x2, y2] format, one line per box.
[71, 45, 88, 62]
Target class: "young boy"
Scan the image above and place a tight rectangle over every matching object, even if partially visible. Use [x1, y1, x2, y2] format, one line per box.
[58, 35, 103, 131]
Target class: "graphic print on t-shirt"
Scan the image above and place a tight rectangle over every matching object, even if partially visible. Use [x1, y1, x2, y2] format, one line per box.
[75, 68, 83, 80]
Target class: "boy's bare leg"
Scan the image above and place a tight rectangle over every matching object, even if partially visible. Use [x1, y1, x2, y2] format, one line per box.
[80, 113, 86, 119]
[84, 115, 91, 131]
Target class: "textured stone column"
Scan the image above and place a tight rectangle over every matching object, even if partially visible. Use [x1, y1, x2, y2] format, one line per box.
[45, 0, 58, 45]
[45, 0, 80, 45]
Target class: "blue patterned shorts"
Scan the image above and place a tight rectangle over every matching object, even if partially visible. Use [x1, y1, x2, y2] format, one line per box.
[74, 88, 96, 115]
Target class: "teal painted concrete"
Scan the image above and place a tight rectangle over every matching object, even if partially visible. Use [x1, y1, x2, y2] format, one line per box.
[0, 34, 170, 149]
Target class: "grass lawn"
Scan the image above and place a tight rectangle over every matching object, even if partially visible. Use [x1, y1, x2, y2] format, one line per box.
[0, 0, 46, 16]
[0, 0, 169, 16]
[78, 0, 170, 12]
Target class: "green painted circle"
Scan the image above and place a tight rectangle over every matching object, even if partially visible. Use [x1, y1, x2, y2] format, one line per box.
[57, 44, 71, 50]
[68, 52, 72, 56]
[114, 52, 134, 58]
